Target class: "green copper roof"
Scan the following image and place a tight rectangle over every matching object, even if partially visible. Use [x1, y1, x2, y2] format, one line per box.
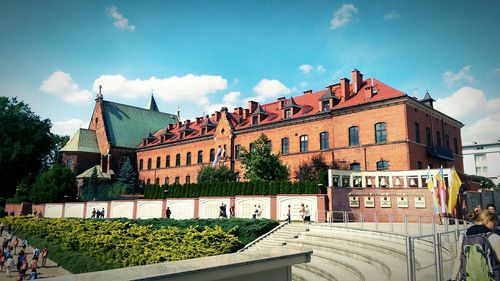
[102, 101, 178, 148]
[77, 165, 113, 179]
[61, 129, 100, 153]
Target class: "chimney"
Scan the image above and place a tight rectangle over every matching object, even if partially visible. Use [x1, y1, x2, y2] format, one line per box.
[234, 107, 243, 115]
[215, 111, 221, 121]
[177, 121, 182, 128]
[277, 97, 286, 109]
[364, 86, 373, 100]
[351, 69, 363, 94]
[247, 101, 258, 113]
[195, 117, 202, 125]
[303, 89, 312, 94]
[243, 109, 250, 119]
[340, 78, 350, 101]
[184, 119, 190, 126]
[168, 124, 174, 130]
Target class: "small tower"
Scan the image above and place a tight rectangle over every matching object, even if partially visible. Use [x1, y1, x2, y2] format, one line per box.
[147, 92, 159, 112]
[420, 91, 435, 108]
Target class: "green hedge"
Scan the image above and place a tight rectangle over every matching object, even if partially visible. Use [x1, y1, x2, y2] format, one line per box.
[144, 181, 325, 199]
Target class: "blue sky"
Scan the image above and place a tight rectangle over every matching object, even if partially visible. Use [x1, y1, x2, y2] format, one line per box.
[1, 0, 499, 144]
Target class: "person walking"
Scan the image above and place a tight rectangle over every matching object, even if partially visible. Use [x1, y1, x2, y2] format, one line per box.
[12, 238, 18, 254]
[91, 208, 96, 219]
[101, 208, 105, 219]
[256, 205, 262, 219]
[287, 205, 291, 223]
[300, 203, 305, 223]
[166, 207, 171, 219]
[304, 205, 311, 223]
[5, 251, 13, 278]
[40, 246, 48, 268]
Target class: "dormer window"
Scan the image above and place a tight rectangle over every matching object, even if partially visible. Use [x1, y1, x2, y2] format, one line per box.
[322, 100, 330, 111]
[284, 109, 291, 119]
[252, 115, 258, 126]
[201, 128, 206, 135]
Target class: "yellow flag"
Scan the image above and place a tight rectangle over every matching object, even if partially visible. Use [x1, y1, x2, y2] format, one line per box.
[447, 168, 462, 212]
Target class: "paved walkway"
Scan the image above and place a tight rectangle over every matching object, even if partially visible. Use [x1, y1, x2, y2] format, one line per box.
[0, 233, 70, 280]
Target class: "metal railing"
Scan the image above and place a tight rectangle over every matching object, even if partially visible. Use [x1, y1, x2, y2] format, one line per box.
[316, 210, 473, 280]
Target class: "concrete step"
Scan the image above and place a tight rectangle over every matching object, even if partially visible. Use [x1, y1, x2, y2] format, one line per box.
[292, 265, 332, 281]
[294, 262, 340, 281]
[307, 255, 362, 281]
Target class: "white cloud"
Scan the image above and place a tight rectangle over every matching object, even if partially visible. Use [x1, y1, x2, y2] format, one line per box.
[40, 71, 93, 104]
[51, 119, 87, 136]
[93, 74, 228, 106]
[383, 11, 400, 20]
[223, 91, 241, 104]
[300, 82, 308, 88]
[106, 5, 135, 32]
[316, 65, 326, 72]
[435, 86, 500, 144]
[251, 79, 292, 102]
[443, 65, 475, 87]
[299, 64, 313, 74]
[330, 3, 358, 29]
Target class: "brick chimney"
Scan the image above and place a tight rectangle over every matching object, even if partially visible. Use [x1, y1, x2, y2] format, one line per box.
[340, 78, 350, 101]
[214, 111, 221, 121]
[364, 86, 373, 100]
[247, 101, 258, 113]
[168, 124, 174, 130]
[277, 97, 286, 109]
[303, 90, 312, 94]
[351, 69, 363, 94]
[195, 117, 202, 125]
[243, 109, 250, 119]
[233, 107, 243, 115]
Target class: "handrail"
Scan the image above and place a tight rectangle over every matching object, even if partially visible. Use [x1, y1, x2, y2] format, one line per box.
[238, 220, 289, 252]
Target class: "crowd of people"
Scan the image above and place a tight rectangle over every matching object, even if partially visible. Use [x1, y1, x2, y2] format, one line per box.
[90, 208, 106, 219]
[0, 224, 49, 280]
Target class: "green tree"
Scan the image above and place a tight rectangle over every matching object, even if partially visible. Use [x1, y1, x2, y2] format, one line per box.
[469, 175, 496, 189]
[240, 134, 289, 182]
[43, 134, 70, 169]
[295, 154, 329, 185]
[30, 165, 77, 203]
[117, 161, 136, 193]
[197, 165, 235, 183]
[0, 97, 55, 197]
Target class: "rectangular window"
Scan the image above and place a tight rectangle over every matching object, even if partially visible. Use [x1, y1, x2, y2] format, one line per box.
[375, 123, 387, 144]
[454, 138, 458, 154]
[166, 155, 171, 167]
[322, 100, 330, 111]
[147, 158, 152, 170]
[284, 109, 291, 119]
[300, 135, 308, 152]
[66, 159, 73, 168]
[186, 152, 192, 165]
[156, 157, 161, 169]
[320, 132, 329, 150]
[139, 159, 143, 170]
[349, 126, 359, 146]
[186, 176, 191, 184]
[210, 148, 215, 162]
[175, 154, 181, 166]
[235, 172, 241, 182]
[426, 127, 432, 145]
[252, 115, 258, 126]
[201, 128, 206, 136]
[445, 135, 450, 149]
[436, 131, 441, 147]
[198, 150, 203, 164]
[165, 177, 169, 185]
[281, 138, 289, 155]
[235, 145, 241, 160]
[175, 177, 180, 184]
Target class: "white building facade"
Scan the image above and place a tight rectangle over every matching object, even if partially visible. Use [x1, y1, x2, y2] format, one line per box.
[463, 141, 500, 185]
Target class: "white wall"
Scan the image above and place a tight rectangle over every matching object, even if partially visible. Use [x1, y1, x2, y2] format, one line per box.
[199, 198, 231, 219]
[166, 199, 195, 220]
[86, 202, 108, 218]
[45, 204, 63, 218]
[136, 200, 163, 219]
[463, 154, 475, 175]
[64, 203, 85, 218]
[235, 197, 271, 219]
[110, 201, 135, 218]
[276, 196, 318, 222]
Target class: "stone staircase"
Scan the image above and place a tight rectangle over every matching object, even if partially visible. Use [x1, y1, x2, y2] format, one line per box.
[242, 223, 457, 281]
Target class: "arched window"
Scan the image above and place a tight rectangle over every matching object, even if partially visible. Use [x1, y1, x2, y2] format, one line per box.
[175, 154, 181, 166]
[415, 123, 420, 143]
[281, 138, 289, 155]
[349, 126, 359, 146]
[426, 127, 432, 145]
[155, 177, 160, 185]
[147, 158, 152, 170]
[234, 145, 241, 159]
[166, 155, 170, 167]
[375, 122, 387, 144]
[436, 131, 441, 147]
[186, 176, 191, 184]
[174, 177, 180, 184]
[376, 160, 389, 171]
[350, 162, 361, 171]
[320, 132, 329, 150]
[198, 150, 203, 164]
[156, 156, 161, 169]
[445, 135, 450, 149]
[454, 137, 458, 154]
[146, 178, 151, 184]
[139, 159, 144, 170]
[186, 152, 192, 165]
[300, 135, 308, 152]
[164, 177, 169, 185]
[210, 148, 215, 162]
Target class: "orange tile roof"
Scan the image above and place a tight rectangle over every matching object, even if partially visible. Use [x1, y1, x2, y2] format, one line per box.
[138, 76, 406, 148]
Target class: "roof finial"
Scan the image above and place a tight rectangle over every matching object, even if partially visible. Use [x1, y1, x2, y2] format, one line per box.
[176, 105, 182, 122]
[96, 85, 103, 100]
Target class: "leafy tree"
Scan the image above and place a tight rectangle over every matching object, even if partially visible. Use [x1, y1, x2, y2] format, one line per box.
[469, 175, 496, 189]
[0, 97, 54, 197]
[117, 161, 136, 193]
[295, 154, 329, 185]
[107, 182, 127, 199]
[43, 134, 70, 169]
[30, 165, 77, 203]
[197, 165, 235, 183]
[240, 134, 289, 182]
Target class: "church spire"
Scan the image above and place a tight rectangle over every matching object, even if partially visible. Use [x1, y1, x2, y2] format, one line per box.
[147, 92, 159, 112]
[95, 85, 103, 101]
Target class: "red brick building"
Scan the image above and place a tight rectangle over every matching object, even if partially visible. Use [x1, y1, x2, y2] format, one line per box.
[136, 69, 464, 185]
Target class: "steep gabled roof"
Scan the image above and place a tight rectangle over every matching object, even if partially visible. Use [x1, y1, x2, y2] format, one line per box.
[102, 101, 178, 148]
[76, 165, 114, 179]
[147, 94, 160, 112]
[61, 129, 100, 153]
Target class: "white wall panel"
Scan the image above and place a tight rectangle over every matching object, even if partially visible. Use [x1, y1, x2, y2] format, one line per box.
[45, 204, 63, 218]
[199, 198, 231, 219]
[276, 196, 318, 222]
[235, 197, 271, 219]
[136, 200, 163, 219]
[110, 201, 135, 219]
[64, 203, 84, 218]
[166, 199, 195, 220]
